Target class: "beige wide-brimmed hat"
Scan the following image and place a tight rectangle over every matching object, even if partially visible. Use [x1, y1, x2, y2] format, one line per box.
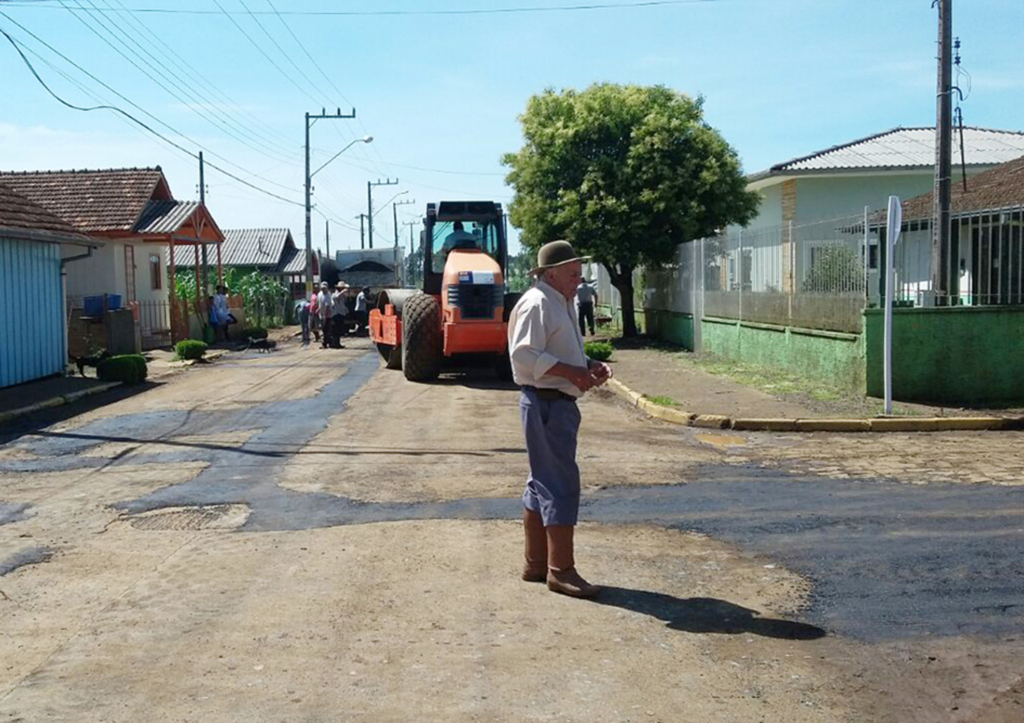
[529, 239, 588, 275]
[335, 281, 349, 289]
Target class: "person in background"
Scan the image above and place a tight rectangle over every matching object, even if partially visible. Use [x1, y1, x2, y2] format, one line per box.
[442, 221, 476, 254]
[575, 277, 598, 337]
[213, 285, 237, 340]
[309, 287, 321, 344]
[295, 297, 311, 346]
[330, 281, 349, 348]
[354, 286, 370, 336]
[316, 281, 333, 349]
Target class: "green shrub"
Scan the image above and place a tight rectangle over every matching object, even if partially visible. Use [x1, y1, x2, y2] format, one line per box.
[124, 354, 147, 381]
[174, 339, 208, 360]
[97, 354, 147, 385]
[243, 327, 268, 340]
[584, 341, 613, 362]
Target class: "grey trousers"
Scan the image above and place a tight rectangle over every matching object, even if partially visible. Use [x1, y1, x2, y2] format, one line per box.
[519, 389, 582, 526]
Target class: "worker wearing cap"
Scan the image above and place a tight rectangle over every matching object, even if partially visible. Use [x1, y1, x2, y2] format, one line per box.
[316, 281, 333, 349]
[329, 281, 349, 348]
[507, 239, 612, 598]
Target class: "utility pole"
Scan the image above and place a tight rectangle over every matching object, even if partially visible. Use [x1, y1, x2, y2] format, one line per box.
[393, 197, 416, 286]
[355, 214, 366, 249]
[198, 151, 208, 295]
[305, 107, 357, 295]
[367, 178, 398, 249]
[325, 219, 330, 259]
[403, 219, 419, 288]
[931, 0, 953, 305]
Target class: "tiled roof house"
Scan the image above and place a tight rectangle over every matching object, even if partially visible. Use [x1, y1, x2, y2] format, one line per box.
[0, 182, 101, 387]
[744, 127, 1024, 232]
[0, 167, 223, 308]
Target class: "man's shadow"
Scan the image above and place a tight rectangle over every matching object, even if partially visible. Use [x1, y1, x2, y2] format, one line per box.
[592, 586, 826, 640]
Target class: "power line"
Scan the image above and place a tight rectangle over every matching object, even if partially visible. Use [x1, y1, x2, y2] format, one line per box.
[235, 0, 391, 180]
[1, 0, 720, 17]
[236, 0, 328, 103]
[0, 24, 303, 207]
[262, 0, 353, 107]
[260, 0, 391, 176]
[210, 0, 324, 108]
[1, 10, 298, 193]
[102, 0, 301, 159]
[57, 0, 297, 166]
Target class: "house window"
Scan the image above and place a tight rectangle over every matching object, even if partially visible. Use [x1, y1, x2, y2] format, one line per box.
[150, 255, 162, 290]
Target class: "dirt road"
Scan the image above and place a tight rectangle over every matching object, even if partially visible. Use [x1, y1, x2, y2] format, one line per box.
[1, 338, 1021, 721]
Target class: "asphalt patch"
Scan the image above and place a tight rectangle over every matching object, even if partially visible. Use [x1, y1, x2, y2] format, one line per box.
[4, 352, 1024, 643]
[0, 546, 53, 577]
[0, 502, 32, 526]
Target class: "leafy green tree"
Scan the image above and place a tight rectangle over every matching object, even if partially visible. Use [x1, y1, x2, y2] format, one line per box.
[801, 245, 865, 293]
[502, 83, 759, 336]
[505, 247, 534, 293]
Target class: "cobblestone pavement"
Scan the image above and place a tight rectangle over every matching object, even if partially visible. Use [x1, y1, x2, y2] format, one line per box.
[727, 430, 1024, 487]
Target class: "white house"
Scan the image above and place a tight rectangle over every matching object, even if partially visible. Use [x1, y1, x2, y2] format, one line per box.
[720, 127, 1024, 295]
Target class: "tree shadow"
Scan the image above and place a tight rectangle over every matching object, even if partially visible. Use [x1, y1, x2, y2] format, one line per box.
[591, 586, 826, 640]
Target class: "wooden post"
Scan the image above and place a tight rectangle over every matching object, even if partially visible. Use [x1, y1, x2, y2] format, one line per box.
[168, 240, 178, 343]
[193, 243, 202, 317]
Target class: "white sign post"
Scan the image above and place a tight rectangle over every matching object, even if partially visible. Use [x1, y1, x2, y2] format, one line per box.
[884, 195, 902, 416]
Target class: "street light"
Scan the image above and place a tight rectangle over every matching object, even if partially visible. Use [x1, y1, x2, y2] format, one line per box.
[311, 135, 373, 179]
[303, 115, 369, 293]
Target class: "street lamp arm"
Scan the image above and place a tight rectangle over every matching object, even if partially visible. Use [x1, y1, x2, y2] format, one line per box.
[311, 135, 373, 179]
[373, 189, 409, 217]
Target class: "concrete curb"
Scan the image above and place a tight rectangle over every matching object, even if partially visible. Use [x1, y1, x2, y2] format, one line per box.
[606, 377, 1023, 433]
[0, 381, 122, 425]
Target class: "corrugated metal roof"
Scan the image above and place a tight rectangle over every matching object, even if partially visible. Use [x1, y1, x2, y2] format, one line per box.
[277, 245, 306, 274]
[754, 127, 1024, 178]
[173, 228, 292, 269]
[134, 200, 201, 234]
[0, 167, 169, 232]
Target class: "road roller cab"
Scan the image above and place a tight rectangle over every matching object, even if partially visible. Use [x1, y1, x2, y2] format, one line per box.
[369, 201, 517, 381]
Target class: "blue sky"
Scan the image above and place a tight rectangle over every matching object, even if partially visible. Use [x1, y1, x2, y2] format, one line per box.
[1, 0, 1022, 254]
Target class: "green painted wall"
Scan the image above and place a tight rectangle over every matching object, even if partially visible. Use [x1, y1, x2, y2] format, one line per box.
[596, 303, 645, 334]
[644, 309, 695, 350]
[865, 307, 1024, 404]
[702, 318, 866, 393]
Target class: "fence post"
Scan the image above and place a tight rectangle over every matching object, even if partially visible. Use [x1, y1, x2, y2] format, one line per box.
[737, 228, 743, 325]
[787, 220, 794, 324]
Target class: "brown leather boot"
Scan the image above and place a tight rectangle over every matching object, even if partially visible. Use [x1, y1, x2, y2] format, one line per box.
[546, 525, 599, 598]
[522, 508, 547, 582]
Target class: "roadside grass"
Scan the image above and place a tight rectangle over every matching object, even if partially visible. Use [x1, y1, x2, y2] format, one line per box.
[666, 350, 923, 417]
[604, 333, 925, 418]
[645, 394, 677, 407]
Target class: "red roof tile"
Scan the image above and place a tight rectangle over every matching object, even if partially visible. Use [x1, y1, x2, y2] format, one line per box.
[901, 155, 1024, 219]
[0, 167, 171, 233]
[0, 182, 90, 240]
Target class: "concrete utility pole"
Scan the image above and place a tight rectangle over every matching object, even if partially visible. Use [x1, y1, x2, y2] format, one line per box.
[403, 218, 419, 288]
[354, 214, 367, 249]
[198, 151, 208, 295]
[325, 219, 330, 259]
[367, 178, 398, 249]
[304, 108, 359, 295]
[393, 197, 416, 286]
[931, 0, 953, 305]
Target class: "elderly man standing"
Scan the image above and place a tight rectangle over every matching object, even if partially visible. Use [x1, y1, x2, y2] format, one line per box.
[508, 240, 612, 598]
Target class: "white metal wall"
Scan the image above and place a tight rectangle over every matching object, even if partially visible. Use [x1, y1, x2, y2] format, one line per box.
[0, 237, 66, 388]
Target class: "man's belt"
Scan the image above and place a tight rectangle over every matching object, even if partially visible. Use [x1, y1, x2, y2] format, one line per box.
[521, 385, 577, 402]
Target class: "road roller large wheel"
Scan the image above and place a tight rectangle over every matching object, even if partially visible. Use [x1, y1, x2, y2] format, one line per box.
[401, 293, 442, 382]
